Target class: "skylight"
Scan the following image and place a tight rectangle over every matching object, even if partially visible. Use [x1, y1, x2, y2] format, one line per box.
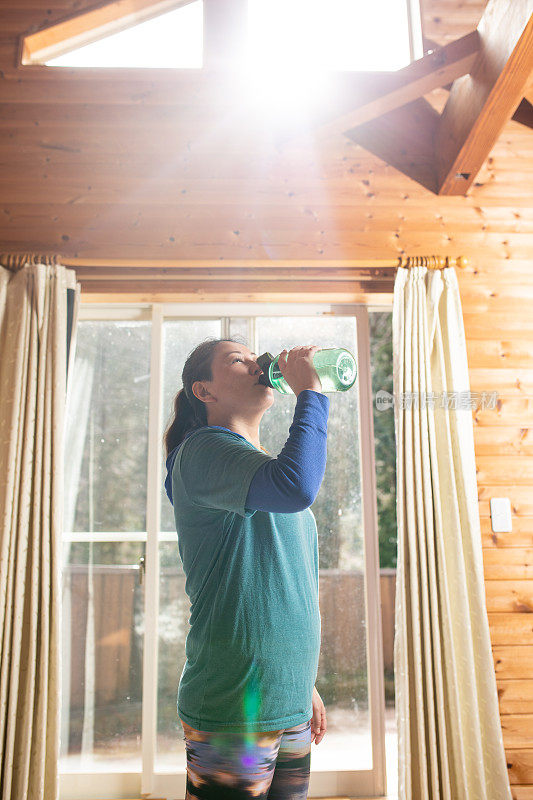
[247, 0, 412, 72]
[45, 1, 203, 68]
[42, 0, 416, 71]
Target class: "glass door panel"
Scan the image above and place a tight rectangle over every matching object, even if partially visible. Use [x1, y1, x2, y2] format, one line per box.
[61, 320, 151, 773]
[61, 541, 145, 772]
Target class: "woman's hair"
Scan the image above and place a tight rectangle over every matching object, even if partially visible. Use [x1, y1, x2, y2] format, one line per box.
[162, 336, 246, 458]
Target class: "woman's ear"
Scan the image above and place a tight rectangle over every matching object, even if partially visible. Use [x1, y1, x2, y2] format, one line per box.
[191, 380, 215, 404]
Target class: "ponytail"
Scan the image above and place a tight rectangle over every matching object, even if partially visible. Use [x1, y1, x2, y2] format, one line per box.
[163, 388, 206, 456]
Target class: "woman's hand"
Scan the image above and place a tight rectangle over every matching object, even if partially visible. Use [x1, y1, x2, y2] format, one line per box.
[310, 686, 327, 745]
[277, 346, 322, 396]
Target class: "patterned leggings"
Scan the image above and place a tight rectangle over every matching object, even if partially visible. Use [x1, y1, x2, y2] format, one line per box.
[180, 717, 312, 799]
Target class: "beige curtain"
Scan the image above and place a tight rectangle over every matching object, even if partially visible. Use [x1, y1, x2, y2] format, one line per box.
[0, 257, 81, 800]
[392, 264, 511, 800]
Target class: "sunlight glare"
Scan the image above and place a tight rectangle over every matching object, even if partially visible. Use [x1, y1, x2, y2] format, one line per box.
[244, 0, 411, 113]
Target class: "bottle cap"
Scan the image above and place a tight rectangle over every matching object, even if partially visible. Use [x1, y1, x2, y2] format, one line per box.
[256, 352, 275, 387]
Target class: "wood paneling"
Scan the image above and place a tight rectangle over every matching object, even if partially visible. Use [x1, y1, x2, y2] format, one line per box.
[1, 0, 533, 795]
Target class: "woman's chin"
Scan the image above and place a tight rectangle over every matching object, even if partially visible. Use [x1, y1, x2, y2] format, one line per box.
[259, 388, 275, 406]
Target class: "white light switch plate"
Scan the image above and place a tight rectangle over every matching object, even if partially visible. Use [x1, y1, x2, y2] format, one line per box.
[490, 497, 512, 533]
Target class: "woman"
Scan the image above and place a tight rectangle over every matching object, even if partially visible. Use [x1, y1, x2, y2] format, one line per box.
[163, 337, 329, 799]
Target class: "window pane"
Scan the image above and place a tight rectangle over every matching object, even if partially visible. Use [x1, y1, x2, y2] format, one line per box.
[256, 316, 371, 771]
[59, 541, 144, 771]
[65, 321, 151, 535]
[46, 1, 203, 68]
[247, 0, 411, 71]
[369, 312, 396, 571]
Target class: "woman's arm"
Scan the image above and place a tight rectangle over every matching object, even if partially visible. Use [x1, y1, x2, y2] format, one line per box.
[245, 389, 330, 513]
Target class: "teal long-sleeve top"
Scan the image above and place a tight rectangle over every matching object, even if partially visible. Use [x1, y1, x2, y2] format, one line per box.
[166, 390, 330, 732]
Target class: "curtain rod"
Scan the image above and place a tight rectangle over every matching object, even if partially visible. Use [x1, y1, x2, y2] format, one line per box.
[0, 253, 468, 272]
[0, 252, 59, 271]
[400, 256, 467, 269]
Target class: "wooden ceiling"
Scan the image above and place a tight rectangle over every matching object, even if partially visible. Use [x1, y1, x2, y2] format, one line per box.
[14, 0, 533, 196]
[0, 0, 532, 301]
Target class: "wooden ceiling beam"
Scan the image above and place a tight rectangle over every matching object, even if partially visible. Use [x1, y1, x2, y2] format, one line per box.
[314, 30, 480, 141]
[435, 0, 533, 195]
[20, 0, 195, 64]
[526, 70, 533, 105]
[336, 1, 533, 196]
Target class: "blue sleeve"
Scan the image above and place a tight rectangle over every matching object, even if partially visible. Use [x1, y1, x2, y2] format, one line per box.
[245, 389, 330, 513]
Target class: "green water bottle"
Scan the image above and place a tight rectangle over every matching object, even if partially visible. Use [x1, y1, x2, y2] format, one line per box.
[256, 348, 357, 394]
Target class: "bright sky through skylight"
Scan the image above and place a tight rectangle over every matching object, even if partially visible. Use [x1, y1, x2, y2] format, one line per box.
[46, 2, 203, 68]
[46, 0, 411, 70]
[247, 0, 411, 71]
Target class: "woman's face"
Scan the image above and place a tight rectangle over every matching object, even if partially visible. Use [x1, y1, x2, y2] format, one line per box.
[192, 341, 274, 416]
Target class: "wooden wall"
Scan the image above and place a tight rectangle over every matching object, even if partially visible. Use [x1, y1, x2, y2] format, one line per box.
[1, 0, 533, 797]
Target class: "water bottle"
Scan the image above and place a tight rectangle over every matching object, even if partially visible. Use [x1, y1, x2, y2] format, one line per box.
[256, 348, 357, 394]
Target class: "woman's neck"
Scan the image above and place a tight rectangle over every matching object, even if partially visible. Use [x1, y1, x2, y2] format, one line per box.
[206, 411, 262, 450]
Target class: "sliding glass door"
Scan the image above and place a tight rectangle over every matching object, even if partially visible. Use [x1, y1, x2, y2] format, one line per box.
[60, 303, 386, 800]
[60, 313, 152, 788]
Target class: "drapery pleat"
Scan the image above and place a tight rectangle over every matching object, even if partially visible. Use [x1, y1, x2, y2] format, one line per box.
[0, 262, 81, 800]
[392, 265, 512, 800]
